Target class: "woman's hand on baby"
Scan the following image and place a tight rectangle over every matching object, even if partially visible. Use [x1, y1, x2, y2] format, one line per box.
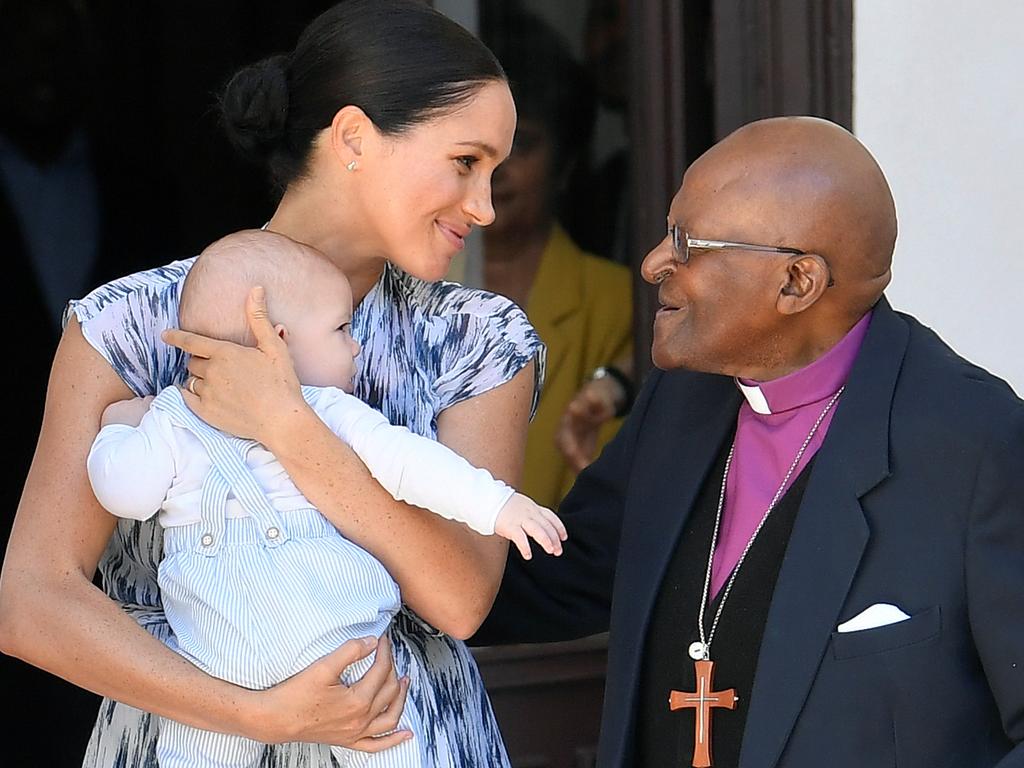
[494, 493, 568, 560]
[162, 286, 306, 444]
[100, 395, 155, 428]
[256, 634, 412, 751]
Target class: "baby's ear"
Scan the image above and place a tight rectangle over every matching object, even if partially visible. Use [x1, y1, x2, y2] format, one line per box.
[274, 323, 288, 342]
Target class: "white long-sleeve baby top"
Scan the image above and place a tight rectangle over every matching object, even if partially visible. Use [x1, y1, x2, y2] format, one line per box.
[87, 385, 515, 535]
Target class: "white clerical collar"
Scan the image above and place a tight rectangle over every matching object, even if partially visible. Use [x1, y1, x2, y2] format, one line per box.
[732, 310, 875, 418]
[736, 380, 773, 415]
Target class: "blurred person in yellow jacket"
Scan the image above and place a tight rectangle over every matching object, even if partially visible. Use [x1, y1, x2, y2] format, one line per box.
[483, 10, 633, 509]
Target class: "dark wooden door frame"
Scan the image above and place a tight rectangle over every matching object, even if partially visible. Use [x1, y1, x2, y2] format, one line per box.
[628, 0, 853, 381]
[713, 0, 853, 137]
[627, 0, 688, 380]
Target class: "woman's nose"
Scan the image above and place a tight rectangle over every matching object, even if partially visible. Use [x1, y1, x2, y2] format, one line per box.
[464, 179, 496, 227]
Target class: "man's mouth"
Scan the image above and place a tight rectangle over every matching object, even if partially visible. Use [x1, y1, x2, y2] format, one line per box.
[657, 294, 685, 314]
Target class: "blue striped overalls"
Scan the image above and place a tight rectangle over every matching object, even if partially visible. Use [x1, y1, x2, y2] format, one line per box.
[151, 388, 427, 767]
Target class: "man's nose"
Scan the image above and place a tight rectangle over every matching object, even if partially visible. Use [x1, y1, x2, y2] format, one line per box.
[640, 234, 676, 285]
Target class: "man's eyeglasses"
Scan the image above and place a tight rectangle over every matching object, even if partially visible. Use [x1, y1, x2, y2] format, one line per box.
[668, 223, 835, 286]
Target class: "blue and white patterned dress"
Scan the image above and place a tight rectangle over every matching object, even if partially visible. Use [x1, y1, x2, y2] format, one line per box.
[68, 258, 544, 768]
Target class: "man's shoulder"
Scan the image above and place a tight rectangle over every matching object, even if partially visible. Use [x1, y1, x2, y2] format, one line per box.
[891, 309, 1023, 446]
[898, 311, 1020, 408]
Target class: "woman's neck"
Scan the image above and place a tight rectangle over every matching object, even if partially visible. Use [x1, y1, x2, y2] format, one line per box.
[482, 224, 551, 308]
[266, 182, 386, 306]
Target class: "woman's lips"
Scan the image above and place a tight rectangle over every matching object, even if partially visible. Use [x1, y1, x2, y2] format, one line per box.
[436, 221, 466, 251]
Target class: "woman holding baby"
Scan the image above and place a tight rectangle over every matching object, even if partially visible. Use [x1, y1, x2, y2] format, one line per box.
[0, 1, 543, 765]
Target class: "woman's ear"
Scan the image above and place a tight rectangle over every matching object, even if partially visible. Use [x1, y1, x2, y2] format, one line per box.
[777, 254, 832, 315]
[274, 323, 289, 342]
[328, 105, 369, 168]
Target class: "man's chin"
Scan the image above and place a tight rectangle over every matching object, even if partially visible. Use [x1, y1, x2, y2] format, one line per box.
[652, 342, 712, 375]
[651, 346, 684, 372]
[651, 331, 689, 372]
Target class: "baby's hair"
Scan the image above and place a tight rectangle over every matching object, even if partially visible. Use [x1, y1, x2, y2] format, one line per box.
[179, 229, 341, 346]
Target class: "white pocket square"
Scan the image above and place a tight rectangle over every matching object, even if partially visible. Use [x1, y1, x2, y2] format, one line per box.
[836, 603, 912, 633]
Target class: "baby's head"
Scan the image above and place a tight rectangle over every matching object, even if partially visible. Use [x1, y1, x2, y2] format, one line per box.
[179, 229, 360, 392]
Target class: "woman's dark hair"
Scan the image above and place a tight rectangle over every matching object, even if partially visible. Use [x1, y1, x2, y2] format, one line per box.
[221, 0, 506, 188]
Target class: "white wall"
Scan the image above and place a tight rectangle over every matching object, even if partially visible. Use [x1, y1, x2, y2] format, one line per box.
[854, 0, 1024, 394]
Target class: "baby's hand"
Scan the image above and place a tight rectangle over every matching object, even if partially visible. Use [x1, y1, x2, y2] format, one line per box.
[494, 493, 568, 560]
[101, 396, 155, 428]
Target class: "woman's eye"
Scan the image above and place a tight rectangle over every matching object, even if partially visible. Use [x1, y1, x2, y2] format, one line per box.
[337, 323, 351, 334]
[456, 155, 478, 171]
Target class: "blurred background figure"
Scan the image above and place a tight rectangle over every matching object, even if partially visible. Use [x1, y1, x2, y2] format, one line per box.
[0, 0, 106, 760]
[0, 2, 337, 763]
[564, 0, 631, 264]
[481, 8, 633, 510]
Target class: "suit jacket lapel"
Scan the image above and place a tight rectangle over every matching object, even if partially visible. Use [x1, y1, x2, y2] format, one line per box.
[739, 298, 910, 768]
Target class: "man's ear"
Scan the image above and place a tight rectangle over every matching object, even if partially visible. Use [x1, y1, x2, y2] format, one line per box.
[274, 323, 288, 342]
[777, 254, 831, 315]
[328, 105, 370, 168]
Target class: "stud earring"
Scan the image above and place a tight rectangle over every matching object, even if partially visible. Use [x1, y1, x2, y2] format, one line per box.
[346, 160, 357, 172]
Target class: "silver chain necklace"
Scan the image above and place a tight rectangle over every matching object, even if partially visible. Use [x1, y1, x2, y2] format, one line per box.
[687, 386, 846, 662]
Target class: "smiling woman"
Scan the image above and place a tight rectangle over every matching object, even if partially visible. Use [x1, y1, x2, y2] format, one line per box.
[0, 2, 543, 767]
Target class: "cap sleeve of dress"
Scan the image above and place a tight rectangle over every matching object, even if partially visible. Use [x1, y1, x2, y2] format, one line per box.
[63, 258, 195, 397]
[428, 284, 546, 417]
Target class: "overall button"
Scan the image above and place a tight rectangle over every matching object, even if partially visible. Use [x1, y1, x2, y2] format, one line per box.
[200, 533, 214, 547]
[266, 527, 280, 540]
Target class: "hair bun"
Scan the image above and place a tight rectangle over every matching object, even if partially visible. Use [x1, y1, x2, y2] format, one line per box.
[220, 54, 290, 163]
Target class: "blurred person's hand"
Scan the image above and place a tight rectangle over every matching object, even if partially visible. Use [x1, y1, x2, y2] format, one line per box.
[555, 376, 625, 472]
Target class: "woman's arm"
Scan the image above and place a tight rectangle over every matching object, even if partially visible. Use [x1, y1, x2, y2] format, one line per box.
[168, 288, 533, 638]
[0, 319, 409, 750]
[263, 368, 531, 639]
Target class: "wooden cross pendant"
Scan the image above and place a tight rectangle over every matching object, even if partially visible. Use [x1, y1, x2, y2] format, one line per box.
[668, 659, 739, 768]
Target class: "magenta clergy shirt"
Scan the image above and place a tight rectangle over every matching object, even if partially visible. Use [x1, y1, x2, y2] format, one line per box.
[710, 310, 874, 597]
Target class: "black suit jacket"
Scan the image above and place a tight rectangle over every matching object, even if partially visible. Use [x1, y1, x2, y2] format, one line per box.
[477, 298, 1024, 768]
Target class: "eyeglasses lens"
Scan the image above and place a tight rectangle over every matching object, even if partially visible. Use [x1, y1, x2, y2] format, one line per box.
[670, 225, 688, 265]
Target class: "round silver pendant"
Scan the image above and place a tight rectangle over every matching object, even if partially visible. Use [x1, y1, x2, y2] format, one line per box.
[688, 641, 708, 660]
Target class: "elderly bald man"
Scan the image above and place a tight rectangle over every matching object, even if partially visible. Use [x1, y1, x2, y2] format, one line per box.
[475, 116, 1024, 768]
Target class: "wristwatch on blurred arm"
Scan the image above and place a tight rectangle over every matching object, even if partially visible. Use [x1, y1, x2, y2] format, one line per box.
[589, 365, 635, 418]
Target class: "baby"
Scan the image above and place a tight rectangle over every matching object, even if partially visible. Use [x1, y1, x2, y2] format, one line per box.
[87, 229, 565, 767]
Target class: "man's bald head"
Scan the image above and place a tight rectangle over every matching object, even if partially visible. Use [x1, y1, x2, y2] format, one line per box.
[179, 229, 343, 345]
[688, 116, 896, 315]
[642, 116, 899, 379]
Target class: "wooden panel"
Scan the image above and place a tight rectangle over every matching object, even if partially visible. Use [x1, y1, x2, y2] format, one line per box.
[475, 635, 609, 768]
[712, 0, 853, 139]
[627, 0, 690, 381]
